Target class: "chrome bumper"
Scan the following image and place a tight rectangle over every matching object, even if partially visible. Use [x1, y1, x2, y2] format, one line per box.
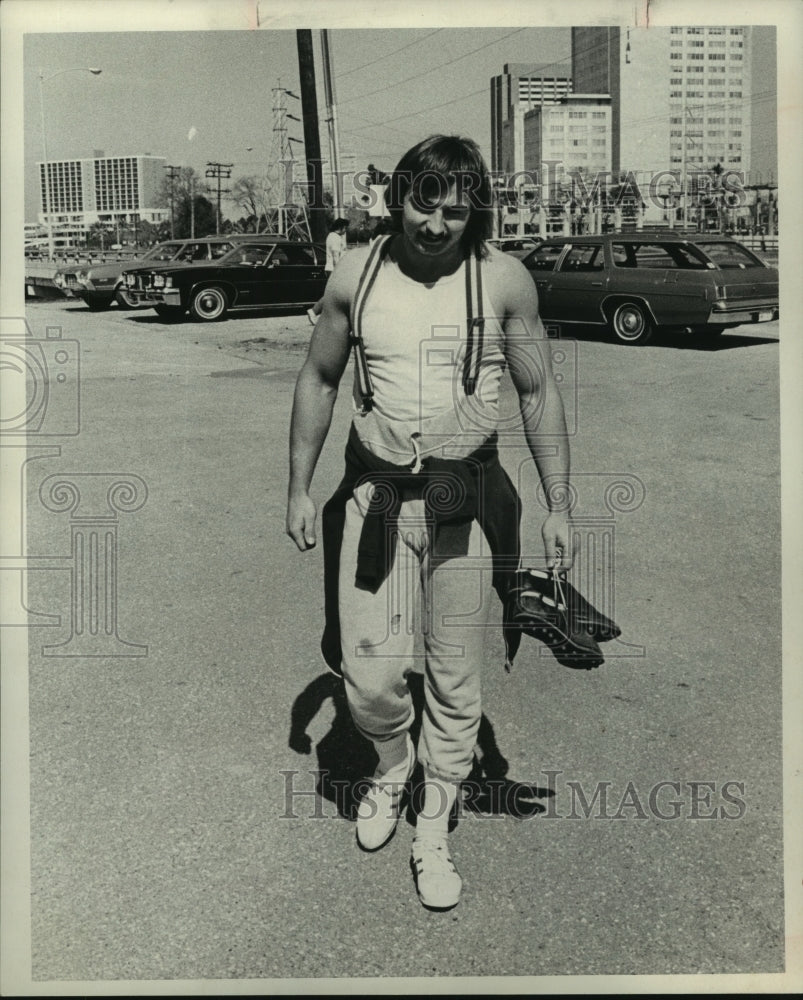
[707, 306, 777, 325]
[152, 290, 182, 306]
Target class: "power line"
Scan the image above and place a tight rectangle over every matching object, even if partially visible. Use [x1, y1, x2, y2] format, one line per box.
[298, 28, 775, 185]
[314, 26, 775, 156]
[337, 28, 529, 108]
[342, 28, 774, 136]
[335, 29, 445, 81]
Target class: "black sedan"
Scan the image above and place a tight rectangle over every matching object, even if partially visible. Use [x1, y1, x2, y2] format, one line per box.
[124, 240, 327, 321]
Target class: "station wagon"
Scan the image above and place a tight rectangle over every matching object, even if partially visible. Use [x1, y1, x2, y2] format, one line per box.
[520, 234, 779, 344]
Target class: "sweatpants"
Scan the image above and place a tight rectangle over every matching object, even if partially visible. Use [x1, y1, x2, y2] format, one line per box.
[338, 481, 494, 783]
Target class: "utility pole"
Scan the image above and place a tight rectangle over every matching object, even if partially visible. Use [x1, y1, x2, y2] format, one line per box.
[164, 165, 181, 239]
[320, 29, 343, 219]
[681, 104, 699, 231]
[681, 101, 688, 230]
[205, 162, 233, 235]
[296, 29, 326, 243]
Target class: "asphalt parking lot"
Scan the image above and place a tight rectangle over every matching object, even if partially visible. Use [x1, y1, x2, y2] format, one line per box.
[9, 296, 787, 986]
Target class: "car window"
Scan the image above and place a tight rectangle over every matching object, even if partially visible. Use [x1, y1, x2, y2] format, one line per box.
[271, 244, 316, 266]
[559, 244, 604, 272]
[176, 243, 208, 262]
[232, 245, 273, 265]
[210, 242, 234, 259]
[527, 244, 566, 271]
[697, 241, 763, 269]
[612, 242, 709, 270]
[144, 242, 184, 261]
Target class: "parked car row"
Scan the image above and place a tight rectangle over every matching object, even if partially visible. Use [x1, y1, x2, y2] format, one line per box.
[50, 232, 778, 345]
[53, 235, 271, 310]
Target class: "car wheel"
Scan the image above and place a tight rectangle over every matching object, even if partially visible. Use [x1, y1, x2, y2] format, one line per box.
[154, 304, 184, 322]
[190, 286, 228, 322]
[115, 287, 143, 310]
[610, 301, 653, 345]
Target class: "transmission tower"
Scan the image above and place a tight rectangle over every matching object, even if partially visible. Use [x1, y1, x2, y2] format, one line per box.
[268, 81, 311, 241]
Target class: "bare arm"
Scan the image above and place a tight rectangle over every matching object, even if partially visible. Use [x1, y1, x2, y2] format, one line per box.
[286, 254, 360, 550]
[498, 256, 575, 569]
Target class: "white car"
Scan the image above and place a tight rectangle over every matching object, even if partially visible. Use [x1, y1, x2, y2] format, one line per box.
[487, 237, 541, 259]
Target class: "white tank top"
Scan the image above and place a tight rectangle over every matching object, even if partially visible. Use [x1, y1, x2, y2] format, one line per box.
[352, 254, 506, 464]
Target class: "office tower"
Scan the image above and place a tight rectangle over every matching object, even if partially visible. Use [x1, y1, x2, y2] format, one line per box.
[522, 95, 612, 198]
[571, 26, 754, 182]
[491, 64, 572, 174]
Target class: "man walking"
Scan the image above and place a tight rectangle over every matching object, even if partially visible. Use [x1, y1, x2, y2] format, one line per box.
[287, 135, 573, 911]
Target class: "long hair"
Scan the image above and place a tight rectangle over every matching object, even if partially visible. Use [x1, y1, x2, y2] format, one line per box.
[385, 135, 494, 258]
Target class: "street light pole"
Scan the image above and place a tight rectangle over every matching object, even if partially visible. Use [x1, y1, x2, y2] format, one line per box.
[38, 66, 102, 260]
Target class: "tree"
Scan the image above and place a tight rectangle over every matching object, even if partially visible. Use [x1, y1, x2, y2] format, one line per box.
[86, 220, 112, 250]
[136, 219, 170, 247]
[231, 176, 264, 224]
[155, 167, 210, 236]
[230, 174, 286, 233]
[173, 194, 217, 239]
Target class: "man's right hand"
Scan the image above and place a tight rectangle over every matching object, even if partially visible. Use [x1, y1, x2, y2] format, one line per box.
[286, 492, 318, 551]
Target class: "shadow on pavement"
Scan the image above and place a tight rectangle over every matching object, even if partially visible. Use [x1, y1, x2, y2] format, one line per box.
[127, 306, 309, 325]
[288, 671, 553, 824]
[555, 325, 778, 351]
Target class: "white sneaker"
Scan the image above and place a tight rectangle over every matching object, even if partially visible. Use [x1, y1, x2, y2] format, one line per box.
[410, 835, 463, 910]
[356, 735, 415, 852]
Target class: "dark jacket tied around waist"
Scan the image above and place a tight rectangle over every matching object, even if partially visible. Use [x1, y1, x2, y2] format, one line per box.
[320, 425, 522, 674]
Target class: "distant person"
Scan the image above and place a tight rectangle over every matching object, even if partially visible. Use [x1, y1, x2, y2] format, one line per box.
[327, 217, 349, 271]
[307, 218, 349, 324]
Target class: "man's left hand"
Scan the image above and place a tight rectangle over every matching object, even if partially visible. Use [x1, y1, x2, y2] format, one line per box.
[542, 511, 575, 570]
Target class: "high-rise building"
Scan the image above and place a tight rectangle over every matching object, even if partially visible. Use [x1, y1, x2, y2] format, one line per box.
[522, 95, 612, 199]
[491, 64, 572, 174]
[571, 26, 754, 184]
[37, 154, 169, 241]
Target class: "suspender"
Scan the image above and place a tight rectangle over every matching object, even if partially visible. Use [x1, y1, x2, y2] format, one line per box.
[349, 236, 392, 414]
[463, 254, 485, 397]
[350, 236, 485, 414]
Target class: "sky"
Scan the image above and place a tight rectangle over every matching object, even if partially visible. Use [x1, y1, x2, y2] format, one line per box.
[22, 27, 573, 222]
[21, 16, 776, 224]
